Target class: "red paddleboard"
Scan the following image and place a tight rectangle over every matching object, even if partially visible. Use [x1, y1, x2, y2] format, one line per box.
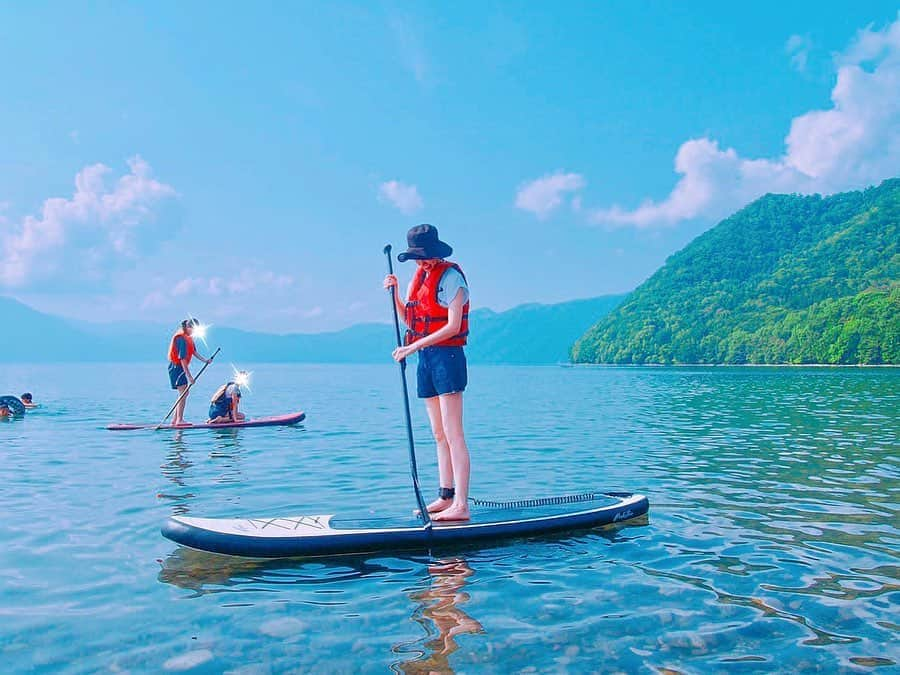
[107, 411, 306, 431]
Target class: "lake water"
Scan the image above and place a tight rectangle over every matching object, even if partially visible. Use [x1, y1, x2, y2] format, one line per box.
[1, 364, 897, 673]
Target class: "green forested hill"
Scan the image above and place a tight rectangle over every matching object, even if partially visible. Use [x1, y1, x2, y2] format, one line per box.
[572, 178, 900, 365]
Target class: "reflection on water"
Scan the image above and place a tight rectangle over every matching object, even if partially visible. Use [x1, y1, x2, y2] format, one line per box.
[157, 548, 488, 673]
[392, 558, 484, 675]
[158, 429, 248, 514]
[209, 429, 246, 491]
[158, 546, 268, 595]
[157, 547, 403, 596]
[158, 431, 194, 514]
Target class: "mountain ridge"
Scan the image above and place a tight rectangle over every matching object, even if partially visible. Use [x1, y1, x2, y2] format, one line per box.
[1, 294, 625, 364]
[572, 178, 900, 365]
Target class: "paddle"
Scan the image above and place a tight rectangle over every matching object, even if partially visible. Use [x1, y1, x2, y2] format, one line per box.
[156, 347, 221, 430]
[384, 244, 431, 526]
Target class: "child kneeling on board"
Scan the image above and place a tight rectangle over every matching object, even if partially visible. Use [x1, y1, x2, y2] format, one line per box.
[207, 378, 246, 424]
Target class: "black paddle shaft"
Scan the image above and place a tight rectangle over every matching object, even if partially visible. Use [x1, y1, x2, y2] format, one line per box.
[384, 245, 431, 527]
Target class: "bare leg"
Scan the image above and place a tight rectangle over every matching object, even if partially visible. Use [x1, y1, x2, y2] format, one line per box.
[432, 392, 470, 522]
[173, 384, 188, 425]
[424, 396, 454, 513]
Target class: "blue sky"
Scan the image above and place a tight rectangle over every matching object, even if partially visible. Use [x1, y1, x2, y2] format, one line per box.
[1, 2, 898, 332]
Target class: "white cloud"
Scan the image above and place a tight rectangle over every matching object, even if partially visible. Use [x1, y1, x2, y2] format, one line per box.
[140, 290, 167, 310]
[378, 180, 424, 214]
[786, 34, 813, 72]
[839, 15, 900, 66]
[171, 271, 293, 298]
[172, 277, 201, 297]
[1, 156, 178, 286]
[571, 195, 583, 213]
[389, 14, 429, 84]
[590, 14, 900, 229]
[273, 305, 325, 320]
[515, 172, 586, 218]
[170, 277, 227, 297]
[302, 306, 324, 319]
[231, 270, 294, 293]
[146, 269, 295, 310]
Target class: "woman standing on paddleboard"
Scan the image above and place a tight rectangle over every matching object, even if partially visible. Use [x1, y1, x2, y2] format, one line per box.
[384, 225, 472, 522]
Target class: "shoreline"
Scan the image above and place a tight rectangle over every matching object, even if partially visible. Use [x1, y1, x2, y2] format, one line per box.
[564, 362, 900, 368]
[1, 360, 897, 368]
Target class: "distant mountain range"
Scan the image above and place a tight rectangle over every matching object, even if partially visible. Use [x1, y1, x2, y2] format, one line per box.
[0, 294, 625, 364]
[573, 178, 900, 365]
[466, 296, 624, 363]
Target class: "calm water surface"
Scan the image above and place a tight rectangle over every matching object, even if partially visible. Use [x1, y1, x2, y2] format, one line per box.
[1, 364, 897, 673]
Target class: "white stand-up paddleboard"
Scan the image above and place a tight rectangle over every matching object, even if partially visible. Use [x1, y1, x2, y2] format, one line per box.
[162, 492, 649, 558]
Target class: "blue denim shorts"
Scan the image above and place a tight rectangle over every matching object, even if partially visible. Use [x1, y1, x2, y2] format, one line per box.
[208, 402, 232, 420]
[417, 346, 467, 399]
[168, 363, 188, 389]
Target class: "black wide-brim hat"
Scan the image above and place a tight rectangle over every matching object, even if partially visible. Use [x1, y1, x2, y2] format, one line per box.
[397, 224, 453, 262]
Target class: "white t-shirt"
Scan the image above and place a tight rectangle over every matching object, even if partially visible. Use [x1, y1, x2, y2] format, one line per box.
[436, 267, 469, 307]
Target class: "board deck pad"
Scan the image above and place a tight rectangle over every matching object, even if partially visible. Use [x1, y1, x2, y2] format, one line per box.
[107, 410, 305, 431]
[162, 492, 649, 558]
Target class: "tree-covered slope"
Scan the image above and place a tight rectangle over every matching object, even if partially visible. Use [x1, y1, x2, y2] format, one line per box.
[572, 178, 900, 365]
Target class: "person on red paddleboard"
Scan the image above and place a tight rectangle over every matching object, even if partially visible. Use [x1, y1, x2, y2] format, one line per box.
[207, 378, 246, 425]
[167, 317, 212, 426]
[384, 224, 472, 522]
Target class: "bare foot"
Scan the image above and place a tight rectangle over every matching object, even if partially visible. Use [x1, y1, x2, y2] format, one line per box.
[427, 497, 453, 514]
[414, 497, 453, 517]
[432, 504, 471, 522]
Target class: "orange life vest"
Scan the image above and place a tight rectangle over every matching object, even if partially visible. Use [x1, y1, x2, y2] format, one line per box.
[405, 261, 469, 347]
[168, 330, 196, 365]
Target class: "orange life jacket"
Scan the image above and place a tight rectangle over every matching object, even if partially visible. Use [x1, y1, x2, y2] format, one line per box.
[405, 261, 469, 347]
[168, 330, 196, 365]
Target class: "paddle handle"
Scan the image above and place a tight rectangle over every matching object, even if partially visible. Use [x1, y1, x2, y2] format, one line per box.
[384, 245, 431, 527]
[385, 246, 405, 348]
[157, 346, 221, 429]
